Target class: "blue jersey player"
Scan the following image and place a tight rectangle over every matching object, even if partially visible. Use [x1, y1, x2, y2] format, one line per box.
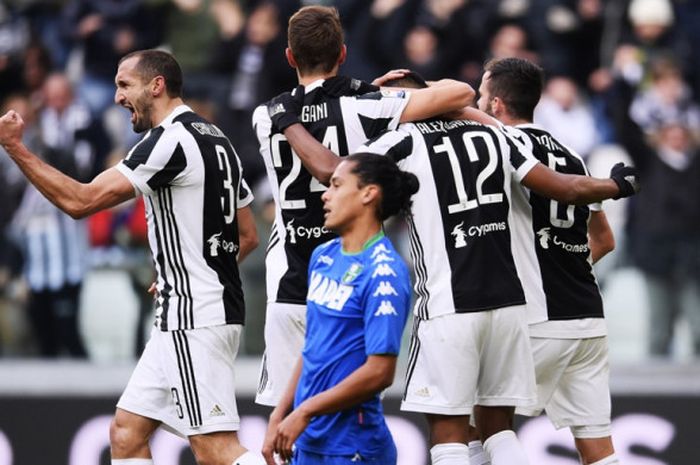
[262, 153, 418, 465]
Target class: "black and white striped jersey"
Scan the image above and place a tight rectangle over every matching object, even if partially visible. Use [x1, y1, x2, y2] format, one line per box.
[253, 79, 410, 305]
[361, 119, 539, 319]
[117, 105, 253, 331]
[506, 124, 605, 338]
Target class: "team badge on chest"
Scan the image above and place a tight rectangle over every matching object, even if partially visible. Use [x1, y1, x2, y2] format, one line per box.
[342, 263, 363, 284]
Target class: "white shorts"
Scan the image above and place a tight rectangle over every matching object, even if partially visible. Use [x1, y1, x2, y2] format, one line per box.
[255, 302, 306, 406]
[117, 325, 242, 437]
[516, 336, 612, 438]
[401, 306, 536, 416]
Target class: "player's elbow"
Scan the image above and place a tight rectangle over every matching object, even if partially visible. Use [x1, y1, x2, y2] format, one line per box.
[365, 356, 397, 391]
[62, 198, 96, 219]
[446, 84, 475, 112]
[596, 232, 615, 256]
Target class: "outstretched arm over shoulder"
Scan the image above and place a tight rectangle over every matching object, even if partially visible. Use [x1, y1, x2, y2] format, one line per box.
[521, 161, 639, 205]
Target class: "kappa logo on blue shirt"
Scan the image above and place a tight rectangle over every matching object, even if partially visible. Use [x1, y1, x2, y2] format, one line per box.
[372, 281, 398, 297]
[372, 263, 397, 278]
[370, 243, 391, 258]
[374, 300, 398, 317]
[372, 253, 395, 265]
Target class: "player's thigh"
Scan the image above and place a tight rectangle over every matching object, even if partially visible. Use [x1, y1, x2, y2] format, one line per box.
[402, 313, 488, 416]
[477, 305, 536, 408]
[263, 302, 306, 356]
[257, 302, 306, 405]
[120, 325, 243, 437]
[548, 337, 612, 436]
[516, 337, 577, 417]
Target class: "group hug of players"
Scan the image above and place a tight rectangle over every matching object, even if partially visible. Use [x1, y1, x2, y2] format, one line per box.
[253, 5, 639, 465]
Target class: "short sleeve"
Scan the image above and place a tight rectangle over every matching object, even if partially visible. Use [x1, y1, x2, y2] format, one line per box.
[499, 125, 539, 182]
[343, 89, 411, 137]
[360, 126, 414, 164]
[117, 125, 188, 196]
[362, 250, 411, 356]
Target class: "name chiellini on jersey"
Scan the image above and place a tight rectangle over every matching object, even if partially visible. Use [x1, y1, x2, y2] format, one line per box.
[117, 105, 252, 331]
[253, 80, 409, 305]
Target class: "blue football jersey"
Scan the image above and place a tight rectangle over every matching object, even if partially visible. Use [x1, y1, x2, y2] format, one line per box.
[294, 233, 411, 456]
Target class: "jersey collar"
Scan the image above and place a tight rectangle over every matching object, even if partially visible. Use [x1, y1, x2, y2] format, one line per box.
[341, 230, 385, 256]
[515, 122, 543, 130]
[304, 79, 325, 92]
[159, 104, 193, 128]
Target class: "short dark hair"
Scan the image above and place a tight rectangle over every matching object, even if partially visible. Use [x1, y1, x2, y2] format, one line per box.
[384, 71, 428, 89]
[119, 49, 183, 98]
[484, 57, 543, 120]
[288, 6, 344, 76]
[346, 153, 419, 221]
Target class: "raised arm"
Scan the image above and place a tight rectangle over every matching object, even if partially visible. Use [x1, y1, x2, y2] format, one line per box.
[0, 110, 134, 218]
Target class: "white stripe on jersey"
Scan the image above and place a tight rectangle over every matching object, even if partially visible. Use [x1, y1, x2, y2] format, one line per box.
[118, 105, 252, 331]
[253, 80, 410, 304]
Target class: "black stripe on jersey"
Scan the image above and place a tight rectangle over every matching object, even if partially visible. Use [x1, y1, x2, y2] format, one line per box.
[149, 196, 171, 330]
[266, 227, 279, 253]
[406, 214, 430, 320]
[403, 317, 422, 401]
[172, 331, 202, 427]
[358, 115, 393, 141]
[157, 187, 194, 330]
[123, 127, 165, 170]
[146, 143, 187, 191]
[257, 352, 269, 395]
[384, 133, 413, 164]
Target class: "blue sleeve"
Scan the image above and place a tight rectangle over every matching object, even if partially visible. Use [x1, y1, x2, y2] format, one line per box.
[362, 256, 411, 356]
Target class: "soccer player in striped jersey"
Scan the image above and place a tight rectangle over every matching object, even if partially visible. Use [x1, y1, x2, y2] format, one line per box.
[264, 72, 638, 465]
[262, 153, 416, 465]
[252, 5, 473, 408]
[0, 50, 265, 465]
[475, 57, 625, 465]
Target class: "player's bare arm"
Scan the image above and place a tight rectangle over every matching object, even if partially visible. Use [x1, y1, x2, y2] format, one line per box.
[272, 354, 397, 461]
[399, 79, 475, 123]
[0, 110, 135, 218]
[521, 162, 638, 205]
[263, 357, 302, 464]
[236, 205, 259, 263]
[588, 210, 615, 264]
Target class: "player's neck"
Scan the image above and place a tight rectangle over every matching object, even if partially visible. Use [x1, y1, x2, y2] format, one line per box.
[497, 112, 531, 127]
[340, 222, 383, 254]
[152, 97, 185, 127]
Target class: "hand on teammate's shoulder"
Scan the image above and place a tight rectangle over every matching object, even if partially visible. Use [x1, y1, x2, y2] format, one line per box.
[268, 85, 305, 131]
[322, 76, 379, 98]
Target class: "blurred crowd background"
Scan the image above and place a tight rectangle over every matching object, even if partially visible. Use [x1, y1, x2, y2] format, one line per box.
[0, 0, 699, 363]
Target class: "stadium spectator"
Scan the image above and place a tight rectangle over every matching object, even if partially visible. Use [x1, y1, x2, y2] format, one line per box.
[4, 93, 89, 358]
[534, 75, 600, 158]
[611, 47, 700, 358]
